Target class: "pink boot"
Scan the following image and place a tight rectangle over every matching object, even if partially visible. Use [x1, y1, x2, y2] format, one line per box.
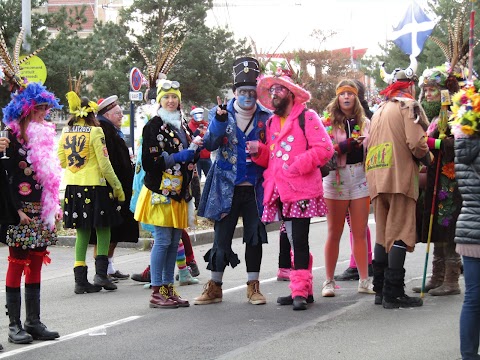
[289, 269, 313, 310]
[277, 268, 291, 281]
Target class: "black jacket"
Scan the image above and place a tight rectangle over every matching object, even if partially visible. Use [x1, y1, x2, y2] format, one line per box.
[95, 115, 139, 243]
[454, 136, 480, 245]
[141, 116, 197, 203]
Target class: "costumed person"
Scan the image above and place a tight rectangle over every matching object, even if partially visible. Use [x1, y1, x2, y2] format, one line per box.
[253, 67, 333, 310]
[2, 82, 62, 344]
[58, 92, 125, 294]
[129, 97, 199, 287]
[412, 65, 462, 296]
[188, 106, 212, 178]
[334, 79, 374, 281]
[134, 76, 200, 308]
[450, 81, 480, 360]
[194, 57, 271, 305]
[366, 56, 432, 309]
[320, 79, 374, 297]
[88, 95, 139, 281]
[188, 106, 211, 209]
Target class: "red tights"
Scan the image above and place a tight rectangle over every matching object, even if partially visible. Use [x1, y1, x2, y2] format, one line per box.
[6, 247, 50, 288]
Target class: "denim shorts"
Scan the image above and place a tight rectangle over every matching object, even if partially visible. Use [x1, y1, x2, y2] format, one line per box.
[323, 163, 369, 200]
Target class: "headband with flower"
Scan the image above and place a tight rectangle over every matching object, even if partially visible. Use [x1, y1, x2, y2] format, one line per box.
[66, 91, 98, 118]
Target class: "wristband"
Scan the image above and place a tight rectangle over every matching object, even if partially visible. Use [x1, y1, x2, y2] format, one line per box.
[426, 137, 442, 150]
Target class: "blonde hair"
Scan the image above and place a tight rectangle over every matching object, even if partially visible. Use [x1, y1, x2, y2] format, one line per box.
[326, 79, 365, 130]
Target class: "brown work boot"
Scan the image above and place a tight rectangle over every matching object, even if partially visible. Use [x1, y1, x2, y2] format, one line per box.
[167, 284, 190, 307]
[149, 286, 178, 309]
[246, 280, 266, 305]
[193, 280, 223, 305]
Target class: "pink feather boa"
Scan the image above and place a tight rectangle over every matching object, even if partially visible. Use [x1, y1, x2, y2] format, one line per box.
[10, 120, 62, 230]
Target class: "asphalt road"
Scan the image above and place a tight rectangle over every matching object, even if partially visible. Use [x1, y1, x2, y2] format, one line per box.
[0, 215, 464, 360]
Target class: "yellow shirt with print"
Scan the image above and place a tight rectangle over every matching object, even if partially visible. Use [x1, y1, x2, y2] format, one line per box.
[58, 120, 124, 201]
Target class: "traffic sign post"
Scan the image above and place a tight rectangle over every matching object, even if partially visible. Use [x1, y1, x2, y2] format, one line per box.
[128, 67, 145, 154]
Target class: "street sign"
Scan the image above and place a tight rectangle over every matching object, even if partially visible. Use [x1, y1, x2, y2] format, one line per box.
[129, 67, 143, 91]
[19, 55, 47, 84]
[129, 91, 143, 101]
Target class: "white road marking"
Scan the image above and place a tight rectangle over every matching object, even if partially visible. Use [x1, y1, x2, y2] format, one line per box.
[0, 316, 141, 358]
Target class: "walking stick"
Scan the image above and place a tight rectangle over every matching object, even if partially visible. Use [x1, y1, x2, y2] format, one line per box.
[420, 151, 442, 298]
[421, 91, 450, 298]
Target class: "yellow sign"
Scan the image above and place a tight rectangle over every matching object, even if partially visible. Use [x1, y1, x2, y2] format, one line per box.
[19, 55, 47, 84]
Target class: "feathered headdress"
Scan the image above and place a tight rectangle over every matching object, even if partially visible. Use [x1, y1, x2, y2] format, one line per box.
[3, 82, 62, 125]
[136, 25, 185, 96]
[0, 28, 49, 92]
[429, 5, 473, 80]
[65, 91, 98, 118]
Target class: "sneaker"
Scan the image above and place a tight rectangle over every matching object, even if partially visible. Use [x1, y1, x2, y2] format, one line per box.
[358, 278, 375, 294]
[322, 279, 336, 297]
[276, 268, 291, 281]
[131, 265, 151, 283]
[334, 267, 359, 281]
[193, 280, 223, 305]
[109, 270, 130, 280]
[246, 280, 266, 305]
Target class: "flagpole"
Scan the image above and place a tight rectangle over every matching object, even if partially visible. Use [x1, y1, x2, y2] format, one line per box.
[468, 0, 476, 82]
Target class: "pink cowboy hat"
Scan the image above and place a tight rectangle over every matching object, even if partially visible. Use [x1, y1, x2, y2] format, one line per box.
[257, 75, 311, 110]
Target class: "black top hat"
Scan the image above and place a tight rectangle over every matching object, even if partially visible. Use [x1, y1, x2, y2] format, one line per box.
[232, 57, 260, 89]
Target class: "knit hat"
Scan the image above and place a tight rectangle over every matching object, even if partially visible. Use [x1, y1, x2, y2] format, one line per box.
[2, 82, 62, 125]
[190, 106, 204, 122]
[156, 79, 181, 103]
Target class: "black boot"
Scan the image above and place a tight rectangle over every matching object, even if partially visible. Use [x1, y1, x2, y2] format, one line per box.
[94, 255, 117, 291]
[372, 260, 387, 305]
[74, 266, 102, 294]
[24, 285, 59, 340]
[292, 296, 307, 311]
[382, 268, 423, 309]
[5, 290, 33, 344]
[277, 294, 314, 305]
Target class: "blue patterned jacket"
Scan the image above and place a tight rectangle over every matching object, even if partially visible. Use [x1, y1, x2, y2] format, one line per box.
[197, 99, 271, 221]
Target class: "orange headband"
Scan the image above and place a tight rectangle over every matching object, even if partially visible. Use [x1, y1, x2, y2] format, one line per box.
[336, 85, 358, 96]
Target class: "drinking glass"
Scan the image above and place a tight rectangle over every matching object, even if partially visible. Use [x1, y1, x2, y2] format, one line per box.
[0, 130, 9, 159]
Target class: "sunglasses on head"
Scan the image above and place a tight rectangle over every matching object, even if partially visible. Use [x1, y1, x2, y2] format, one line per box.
[160, 80, 180, 91]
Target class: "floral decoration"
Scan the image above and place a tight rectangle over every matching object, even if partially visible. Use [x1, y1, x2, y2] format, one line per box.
[450, 82, 480, 138]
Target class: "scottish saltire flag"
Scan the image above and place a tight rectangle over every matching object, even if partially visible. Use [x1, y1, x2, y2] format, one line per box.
[391, 1, 436, 57]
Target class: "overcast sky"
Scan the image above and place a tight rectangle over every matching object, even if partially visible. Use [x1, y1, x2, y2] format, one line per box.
[207, 0, 429, 56]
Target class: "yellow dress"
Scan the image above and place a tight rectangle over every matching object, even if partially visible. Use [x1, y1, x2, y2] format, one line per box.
[134, 185, 188, 229]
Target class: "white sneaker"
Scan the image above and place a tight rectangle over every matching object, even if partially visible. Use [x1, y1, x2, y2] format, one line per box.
[322, 279, 336, 297]
[358, 278, 375, 294]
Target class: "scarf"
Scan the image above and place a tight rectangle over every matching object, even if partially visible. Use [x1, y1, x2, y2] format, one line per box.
[380, 81, 414, 100]
[10, 120, 62, 230]
[234, 101, 256, 135]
